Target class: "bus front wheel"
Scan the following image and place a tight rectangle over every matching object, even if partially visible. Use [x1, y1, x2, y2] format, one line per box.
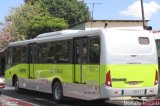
[14, 77, 21, 93]
[52, 81, 63, 102]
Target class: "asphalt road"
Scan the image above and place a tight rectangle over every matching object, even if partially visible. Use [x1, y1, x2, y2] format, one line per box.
[0, 86, 121, 106]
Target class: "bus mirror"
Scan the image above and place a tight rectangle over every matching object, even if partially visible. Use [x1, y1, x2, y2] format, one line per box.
[145, 26, 152, 31]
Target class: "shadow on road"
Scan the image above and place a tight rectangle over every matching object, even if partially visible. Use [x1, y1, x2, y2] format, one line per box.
[2, 87, 119, 106]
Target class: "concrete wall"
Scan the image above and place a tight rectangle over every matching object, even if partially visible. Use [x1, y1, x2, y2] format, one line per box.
[85, 21, 145, 30]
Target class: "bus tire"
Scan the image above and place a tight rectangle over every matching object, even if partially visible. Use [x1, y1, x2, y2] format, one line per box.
[52, 81, 63, 102]
[14, 77, 21, 93]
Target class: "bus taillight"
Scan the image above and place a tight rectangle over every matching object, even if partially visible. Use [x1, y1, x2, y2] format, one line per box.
[154, 70, 158, 85]
[106, 71, 112, 87]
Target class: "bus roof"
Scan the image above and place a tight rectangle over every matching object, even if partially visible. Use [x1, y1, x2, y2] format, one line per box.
[8, 29, 101, 47]
[8, 28, 150, 47]
[36, 30, 81, 38]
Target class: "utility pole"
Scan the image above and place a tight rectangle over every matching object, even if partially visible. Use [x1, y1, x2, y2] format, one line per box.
[140, 0, 145, 29]
[87, 3, 102, 29]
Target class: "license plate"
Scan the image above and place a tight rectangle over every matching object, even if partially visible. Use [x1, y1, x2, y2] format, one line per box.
[133, 89, 144, 94]
[128, 81, 139, 85]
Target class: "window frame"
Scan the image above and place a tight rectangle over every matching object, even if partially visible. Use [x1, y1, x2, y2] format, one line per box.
[88, 36, 100, 64]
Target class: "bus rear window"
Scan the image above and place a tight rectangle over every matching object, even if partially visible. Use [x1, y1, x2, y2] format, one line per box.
[139, 37, 150, 45]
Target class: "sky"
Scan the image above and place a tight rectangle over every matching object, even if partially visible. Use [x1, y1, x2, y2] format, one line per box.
[84, 0, 160, 30]
[0, 0, 24, 22]
[0, 0, 160, 30]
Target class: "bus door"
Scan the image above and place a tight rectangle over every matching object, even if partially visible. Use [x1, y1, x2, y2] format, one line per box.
[74, 37, 88, 84]
[28, 44, 37, 79]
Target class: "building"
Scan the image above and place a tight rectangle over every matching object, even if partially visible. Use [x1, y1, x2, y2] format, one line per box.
[69, 20, 149, 30]
[153, 31, 160, 57]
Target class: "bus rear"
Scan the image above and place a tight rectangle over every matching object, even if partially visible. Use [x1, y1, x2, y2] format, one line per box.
[100, 29, 158, 98]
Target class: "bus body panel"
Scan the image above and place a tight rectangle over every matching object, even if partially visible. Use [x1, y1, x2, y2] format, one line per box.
[5, 64, 101, 100]
[5, 29, 158, 100]
[100, 84, 158, 98]
[99, 29, 158, 98]
[33, 64, 73, 83]
[104, 29, 158, 64]
[109, 64, 158, 88]
[5, 64, 28, 84]
[63, 83, 100, 100]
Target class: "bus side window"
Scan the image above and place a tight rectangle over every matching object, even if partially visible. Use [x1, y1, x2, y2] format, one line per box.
[38, 42, 55, 63]
[55, 40, 70, 64]
[6, 48, 13, 69]
[13, 46, 21, 64]
[89, 37, 100, 64]
[82, 38, 88, 64]
[21, 46, 28, 63]
[48, 43, 55, 63]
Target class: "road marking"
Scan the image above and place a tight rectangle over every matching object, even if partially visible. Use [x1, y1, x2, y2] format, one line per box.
[0, 95, 38, 106]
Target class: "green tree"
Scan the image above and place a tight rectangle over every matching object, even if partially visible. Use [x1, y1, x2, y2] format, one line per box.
[25, 0, 90, 25]
[26, 16, 67, 39]
[5, 1, 68, 39]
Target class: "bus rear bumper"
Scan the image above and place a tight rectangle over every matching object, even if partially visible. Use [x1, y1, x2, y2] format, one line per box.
[100, 84, 158, 98]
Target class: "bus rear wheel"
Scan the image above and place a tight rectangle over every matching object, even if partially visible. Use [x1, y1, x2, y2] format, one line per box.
[52, 81, 63, 102]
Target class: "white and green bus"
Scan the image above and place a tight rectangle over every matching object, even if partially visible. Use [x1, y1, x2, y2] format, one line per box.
[5, 29, 158, 101]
